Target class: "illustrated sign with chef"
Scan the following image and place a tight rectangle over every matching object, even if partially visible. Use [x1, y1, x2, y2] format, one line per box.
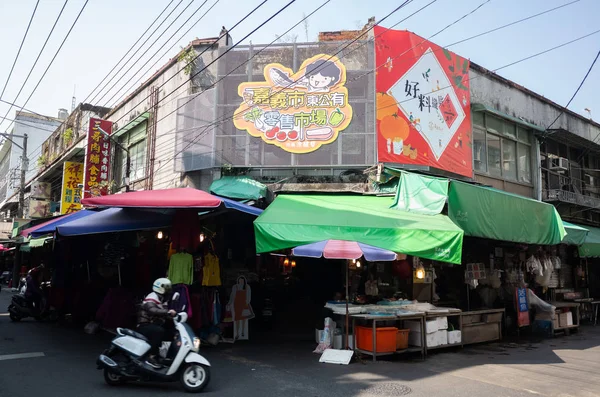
[233, 54, 353, 154]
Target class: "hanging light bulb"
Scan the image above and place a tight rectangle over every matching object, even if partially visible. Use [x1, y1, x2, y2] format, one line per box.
[352, 259, 356, 264]
[199, 233, 205, 242]
[284, 258, 290, 266]
[416, 263, 425, 279]
[157, 231, 163, 239]
[291, 260, 296, 268]
[356, 260, 361, 268]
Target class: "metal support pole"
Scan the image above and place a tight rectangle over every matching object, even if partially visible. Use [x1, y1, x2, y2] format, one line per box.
[18, 133, 28, 218]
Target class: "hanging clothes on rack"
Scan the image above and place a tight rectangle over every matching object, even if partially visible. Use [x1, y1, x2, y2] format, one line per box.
[168, 252, 194, 285]
[202, 251, 221, 286]
[170, 284, 192, 317]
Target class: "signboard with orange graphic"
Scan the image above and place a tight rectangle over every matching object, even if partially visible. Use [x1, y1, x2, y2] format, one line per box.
[375, 27, 472, 178]
[233, 55, 353, 154]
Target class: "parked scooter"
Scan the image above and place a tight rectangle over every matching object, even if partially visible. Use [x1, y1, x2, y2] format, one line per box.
[7, 281, 57, 322]
[96, 306, 211, 393]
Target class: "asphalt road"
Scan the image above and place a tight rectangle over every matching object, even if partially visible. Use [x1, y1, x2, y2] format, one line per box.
[1, 289, 599, 397]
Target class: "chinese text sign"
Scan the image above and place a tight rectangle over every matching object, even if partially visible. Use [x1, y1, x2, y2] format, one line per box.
[375, 27, 472, 178]
[515, 287, 530, 327]
[233, 54, 353, 153]
[60, 161, 84, 214]
[84, 118, 113, 199]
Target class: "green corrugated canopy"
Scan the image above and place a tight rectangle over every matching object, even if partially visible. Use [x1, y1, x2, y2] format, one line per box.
[448, 181, 566, 245]
[578, 225, 600, 257]
[562, 221, 589, 246]
[254, 194, 464, 264]
[209, 176, 267, 201]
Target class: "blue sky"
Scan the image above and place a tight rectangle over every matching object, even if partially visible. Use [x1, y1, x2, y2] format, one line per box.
[0, 0, 598, 135]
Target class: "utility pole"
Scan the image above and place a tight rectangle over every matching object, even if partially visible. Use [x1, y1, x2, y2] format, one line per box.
[18, 133, 28, 218]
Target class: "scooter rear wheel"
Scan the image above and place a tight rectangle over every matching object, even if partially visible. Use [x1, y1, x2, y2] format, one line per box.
[9, 312, 21, 322]
[180, 363, 210, 393]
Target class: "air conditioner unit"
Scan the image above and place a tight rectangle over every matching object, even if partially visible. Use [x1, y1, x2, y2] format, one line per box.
[549, 157, 569, 172]
[585, 174, 595, 186]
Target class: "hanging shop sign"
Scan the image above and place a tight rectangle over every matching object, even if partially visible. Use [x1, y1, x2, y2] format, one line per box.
[30, 181, 51, 199]
[28, 198, 50, 218]
[84, 118, 113, 198]
[233, 54, 353, 153]
[515, 287, 530, 327]
[375, 27, 472, 178]
[60, 161, 84, 214]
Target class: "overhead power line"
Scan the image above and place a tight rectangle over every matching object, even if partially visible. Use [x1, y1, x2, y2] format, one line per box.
[0, 0, 40, 99]
[94, 0, 203, 106]
[83, 0, 178, 105]
[2, 0, 90, 135]
[0, 0, 69, 132]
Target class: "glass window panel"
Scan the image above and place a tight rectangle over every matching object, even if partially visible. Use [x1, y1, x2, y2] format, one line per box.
[502, 138, 517, 181]
[486, 115, 504, 134]
[504, 122, 517, 140]
[517, 126, 531, 144]
[518, 143, 531, 184]
[487, 134, 501, 177]
[473, 127, 486, 172]
[472, 111, 484, 127]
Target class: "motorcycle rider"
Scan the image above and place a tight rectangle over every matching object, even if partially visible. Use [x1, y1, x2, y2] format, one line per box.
[137, 278, 177, 369]
[24, 264, 45, 311]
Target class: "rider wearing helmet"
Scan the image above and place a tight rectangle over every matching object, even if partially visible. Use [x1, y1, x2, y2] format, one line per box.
[137, 278, 177, 369]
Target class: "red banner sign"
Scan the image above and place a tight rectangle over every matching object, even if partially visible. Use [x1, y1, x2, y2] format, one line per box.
[84, 118, 113, 198]
[375, 27, 472, 178]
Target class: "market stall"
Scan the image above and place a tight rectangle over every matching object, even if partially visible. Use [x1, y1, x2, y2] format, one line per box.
[254, 193, 465, 358]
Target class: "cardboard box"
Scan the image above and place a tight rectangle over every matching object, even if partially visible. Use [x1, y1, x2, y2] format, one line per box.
[437, 316, 449, 330]
[448, 330, 462, 345]
[405, 319, 438, 334]
[553, 317, 559, 329]
[559, 312, 569, 327]
[436, 330, 448, 346]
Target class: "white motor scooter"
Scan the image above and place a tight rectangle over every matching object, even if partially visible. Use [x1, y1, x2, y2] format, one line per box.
[96, 302, 211, 393]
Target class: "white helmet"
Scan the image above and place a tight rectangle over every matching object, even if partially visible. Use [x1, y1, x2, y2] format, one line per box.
[152, 278, 172, 295]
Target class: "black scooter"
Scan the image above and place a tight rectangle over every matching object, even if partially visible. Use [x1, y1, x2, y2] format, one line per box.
[8, 282, 57, 322]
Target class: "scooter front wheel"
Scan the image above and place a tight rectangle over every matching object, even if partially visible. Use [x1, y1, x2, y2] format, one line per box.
[103, 368, 125, 386]
[180, 363, 210, 393]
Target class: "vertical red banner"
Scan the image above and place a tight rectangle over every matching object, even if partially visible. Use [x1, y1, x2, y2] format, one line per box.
[375, 27, 472, 178]
[84, 118, 113, 199]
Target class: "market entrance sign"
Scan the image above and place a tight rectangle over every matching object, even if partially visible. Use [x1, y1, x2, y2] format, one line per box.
[233, 54, 353, 154]
[60, 161, 84, 214]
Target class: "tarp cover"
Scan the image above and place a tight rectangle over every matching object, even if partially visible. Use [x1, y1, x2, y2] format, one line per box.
[562, 221, 589, 246]
[217, 196, 263, 216]
[448, 181, 566, 245]
[81, 188, 221, 208]
[30, 210, 98, 238]
[578, 225, 600, 257]
[254, 195, 464, 264]
[391, 172, 449, 215]
[57, 208, 172, 236]
[210, 176, 267, 201]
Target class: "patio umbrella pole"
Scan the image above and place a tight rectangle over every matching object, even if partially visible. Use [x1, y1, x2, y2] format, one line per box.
[345, 261, 349, 350]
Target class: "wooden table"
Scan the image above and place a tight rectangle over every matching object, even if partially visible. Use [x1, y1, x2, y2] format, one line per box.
[551, 301, 580, 334]
[461, 309, 504, 345]
[351, 312, 426, 362]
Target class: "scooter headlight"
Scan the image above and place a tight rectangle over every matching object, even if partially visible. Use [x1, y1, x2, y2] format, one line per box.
[193, 337, 201, 352]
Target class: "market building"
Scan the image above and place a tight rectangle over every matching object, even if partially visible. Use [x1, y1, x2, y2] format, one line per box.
[7, 21, 600, 363]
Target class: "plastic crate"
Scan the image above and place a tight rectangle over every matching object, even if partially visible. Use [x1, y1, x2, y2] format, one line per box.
[396, 329, 410, 350]
[355, 326, 398, 353]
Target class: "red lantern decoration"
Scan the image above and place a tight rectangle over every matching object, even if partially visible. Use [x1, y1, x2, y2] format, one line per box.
[393, 260, 412, 279]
